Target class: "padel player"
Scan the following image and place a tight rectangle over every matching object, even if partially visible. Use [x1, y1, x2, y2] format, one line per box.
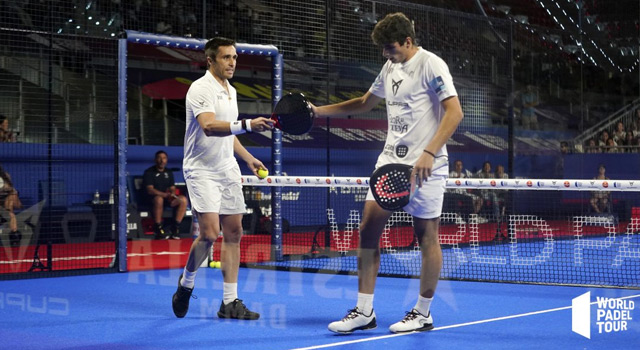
[172, 37, 273, 320]
[312, 13, 463, 333]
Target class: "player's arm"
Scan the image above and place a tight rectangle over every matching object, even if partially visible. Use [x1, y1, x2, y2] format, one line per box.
[197, 113, 273, 137]
[233, 137, 265, 177]
[311, 91, 383, 118]
[413, 96, 464, 183]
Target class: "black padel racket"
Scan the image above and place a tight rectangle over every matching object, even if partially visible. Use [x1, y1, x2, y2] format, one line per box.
[369, 164, 415, 211]
[271, 93, 314, 135]
[369, 158, 448, 211]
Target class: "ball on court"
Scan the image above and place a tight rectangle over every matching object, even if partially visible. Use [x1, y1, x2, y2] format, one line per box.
[209, 261, 221, 268]
[257, 168, 269, 179]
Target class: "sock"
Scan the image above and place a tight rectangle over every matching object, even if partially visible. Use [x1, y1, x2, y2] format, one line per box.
[356, 293, 374, 315]
[223, 283, 238, 305]
[180, 267, 197, 289]
[414, 295, 433, 316]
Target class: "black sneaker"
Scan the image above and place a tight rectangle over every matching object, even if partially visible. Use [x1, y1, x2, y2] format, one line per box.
[154, 223, 167, 239]
[170, 224, 181, 240]
[172, 274, 195, 318]
[217, 299, 260, 320]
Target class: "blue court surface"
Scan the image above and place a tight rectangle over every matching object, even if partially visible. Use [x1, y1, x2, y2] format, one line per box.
[1, 268, 638, 350]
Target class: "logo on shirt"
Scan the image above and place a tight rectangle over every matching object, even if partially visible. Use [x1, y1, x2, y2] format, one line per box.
[389, 115, 408, 133]
[428, 76, 448, 96]
[198, 99, 208, 107]
[395, 145, 409, 158]
[391, 79, 403, 96]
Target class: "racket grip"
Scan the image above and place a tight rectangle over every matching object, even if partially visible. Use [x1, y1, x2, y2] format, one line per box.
[270, 115, 282, 130]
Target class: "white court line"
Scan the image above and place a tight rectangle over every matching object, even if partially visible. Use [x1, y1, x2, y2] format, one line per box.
[290, 293, 640, 350]
[0, 251, 187, 264]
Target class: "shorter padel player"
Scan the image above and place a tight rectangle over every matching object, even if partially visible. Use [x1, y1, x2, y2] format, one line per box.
[172, 37, 273, 320]
[311, 13, 463, 334]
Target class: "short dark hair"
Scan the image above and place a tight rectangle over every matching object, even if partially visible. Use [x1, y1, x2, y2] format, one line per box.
[205, 37, 236, 61]
[0, 114, 6, 123]
[155, 150, 167, 158]
[371, 12, 416, 46]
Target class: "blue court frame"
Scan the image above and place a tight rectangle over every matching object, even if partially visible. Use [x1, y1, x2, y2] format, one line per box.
[117, 31, 285, 272]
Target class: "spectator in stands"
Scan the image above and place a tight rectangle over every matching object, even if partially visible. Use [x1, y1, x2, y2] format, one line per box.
[630, 115, 640, 139]
[475, 161, 500, 222]
[142, 150, 188, 239]
[623, 131, 638, 153]
[605, 138, 619, 153]
[598, 130, 612, 148]
[495, 164, 508, 179]
[590, 164, 610, 214]
[0, 114, 16, 142]
[586, 138, 600, 153]
[612, 121, 626, 145]
[520, 85, 539, 130]
[448, 160, 482, 220]
[0, 164, 22, 246]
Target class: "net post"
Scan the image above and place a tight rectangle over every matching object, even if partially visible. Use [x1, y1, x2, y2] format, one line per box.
[271, 53, 284, 262]
[117, 38, 128, 272]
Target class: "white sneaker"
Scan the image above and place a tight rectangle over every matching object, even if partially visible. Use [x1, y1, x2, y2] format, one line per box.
[328, 307, 377, 334]
[389, 309, 433, 333]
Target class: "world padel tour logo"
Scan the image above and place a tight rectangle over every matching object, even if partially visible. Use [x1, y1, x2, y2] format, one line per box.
[572, 292, 635, 339]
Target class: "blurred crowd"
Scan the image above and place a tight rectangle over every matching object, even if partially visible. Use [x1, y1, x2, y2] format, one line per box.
[583, 109, 640, 153]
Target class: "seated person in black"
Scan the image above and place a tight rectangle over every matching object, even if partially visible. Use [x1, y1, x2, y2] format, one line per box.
[142, 150, 188, 239]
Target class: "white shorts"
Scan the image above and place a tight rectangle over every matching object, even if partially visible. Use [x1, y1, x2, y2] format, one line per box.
[366, 175, 446, 219]
[184, 165, 246, 215]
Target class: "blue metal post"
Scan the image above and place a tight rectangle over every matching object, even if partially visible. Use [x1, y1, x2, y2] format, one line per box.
[271, 53, 283, 261]
[118, 39, 128, 272]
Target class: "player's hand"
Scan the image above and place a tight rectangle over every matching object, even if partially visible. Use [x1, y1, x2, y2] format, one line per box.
[411, 152, 435, 188]
[309, 103, 320, 118]
[249, 117, 274, 132]
[246, 158, 266, 177]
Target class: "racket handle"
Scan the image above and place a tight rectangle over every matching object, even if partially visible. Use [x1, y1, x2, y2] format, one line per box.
[270, 115, 282, 130]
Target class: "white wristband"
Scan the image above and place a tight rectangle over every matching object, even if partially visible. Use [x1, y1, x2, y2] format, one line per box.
[245, 119, 252, 133]
[230, 121, 246, 135]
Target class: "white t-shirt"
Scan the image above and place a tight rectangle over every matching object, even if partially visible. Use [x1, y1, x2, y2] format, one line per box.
[183, 70, 239, 173]
[369, 48, 457, 176]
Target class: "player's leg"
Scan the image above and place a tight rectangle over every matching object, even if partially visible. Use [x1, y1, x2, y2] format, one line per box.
[328, 199, 391, 334]
[215, 171, 259, 320]
[172, 210, 220, 318]
[416, 217, 442, 300]
[185, 212, 220, 274]
[219, 213, 241, 285]
[389, 177, 445, 333]
[173, 171, 223, 318]
[358, 201, 393, 294]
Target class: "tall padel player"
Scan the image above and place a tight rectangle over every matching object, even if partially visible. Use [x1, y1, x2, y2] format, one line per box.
[312, 13, 463, 334]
